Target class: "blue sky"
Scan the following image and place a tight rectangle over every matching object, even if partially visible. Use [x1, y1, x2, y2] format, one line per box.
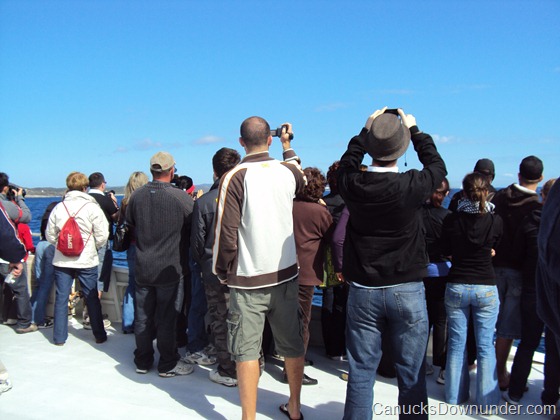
[1, 0, 559, 189]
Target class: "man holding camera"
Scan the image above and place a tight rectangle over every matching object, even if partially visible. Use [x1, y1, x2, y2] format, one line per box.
[337, 108, 447, 419]
[212, 117, 306, 420]
[0, 172, 33, 333]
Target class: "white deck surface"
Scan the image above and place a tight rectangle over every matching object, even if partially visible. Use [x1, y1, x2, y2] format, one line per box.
[0, 317, 554, 419]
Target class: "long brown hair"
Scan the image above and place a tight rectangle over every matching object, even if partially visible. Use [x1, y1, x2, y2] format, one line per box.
[462, 172, 489, 213]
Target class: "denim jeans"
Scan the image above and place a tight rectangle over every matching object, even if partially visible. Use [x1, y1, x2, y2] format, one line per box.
[134, 282, 181, 373]
[187, 254, 208, 353]
[31, 241, 55, 325]
[445, 283, 500, 407]
[122, 244, 137, 333]
[0, 263, 32, 328]
[344, 281, 429, 420]
[53, 266, 105, 344]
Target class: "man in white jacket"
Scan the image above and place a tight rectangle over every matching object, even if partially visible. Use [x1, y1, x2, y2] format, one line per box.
[46, 171, 109, 346]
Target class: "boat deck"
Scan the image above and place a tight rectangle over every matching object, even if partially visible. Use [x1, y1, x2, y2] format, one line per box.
[0, 316, 553, 419]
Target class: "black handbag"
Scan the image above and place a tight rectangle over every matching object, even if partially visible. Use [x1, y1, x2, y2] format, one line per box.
[112, 222, 131, 252]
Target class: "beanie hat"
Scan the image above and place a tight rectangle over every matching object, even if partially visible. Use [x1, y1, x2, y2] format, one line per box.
[365, 114, 410, 161]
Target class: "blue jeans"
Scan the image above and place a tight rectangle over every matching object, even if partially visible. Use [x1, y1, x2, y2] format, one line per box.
[122, 244, 137, 332]
[344, 281, 429, 420]
[445, 283, 500, 407]
[53, 266, 105, 344]
[187, 254, 208, 353]
[1, 263, 32, 329]
[31, 241, 55, 325]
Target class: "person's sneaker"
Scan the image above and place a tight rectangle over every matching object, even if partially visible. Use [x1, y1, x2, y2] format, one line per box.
[159, 360, 194, 377]
[16, 324, 38, 334]
[83, 317, 111, 330]
[503, 391, 521, 405]
[329, 355, 348, 362]
[436, 369, 445, 385]
[282, 372, 318, 385]
[204, 343, 217, 357]
[37, 320, 54, 329]
[426, 363, 434, 375]
[209, 369, 238, 387]
[2, 318, 17, 326]
[0, 379, 13, 394]
[136, 367, 149, 374]
[183, 351, 217, 366]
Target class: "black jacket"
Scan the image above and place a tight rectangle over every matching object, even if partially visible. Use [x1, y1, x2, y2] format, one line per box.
[492, 184, 541, 268]
[422, 204, 451, 263]
[513, 209, 541, 291]
[190, 179, 220, 279]
[337, 126, 447, 287]
[441, 211, 503, 285]
[536, 180, 560, 338]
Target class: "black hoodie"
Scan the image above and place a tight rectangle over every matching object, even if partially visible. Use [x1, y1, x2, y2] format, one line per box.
[492, 184, 541, 268]
[441, 211, 503, 285]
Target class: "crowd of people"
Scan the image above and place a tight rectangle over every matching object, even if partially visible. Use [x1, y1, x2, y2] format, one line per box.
[1, 107, 559, 420]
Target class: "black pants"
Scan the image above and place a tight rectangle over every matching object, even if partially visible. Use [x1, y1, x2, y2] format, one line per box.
[424, 277, 447, 368]
[542, 329, 560, 406]
[134, 282, 181, 373]
[321, 283, 348, 357]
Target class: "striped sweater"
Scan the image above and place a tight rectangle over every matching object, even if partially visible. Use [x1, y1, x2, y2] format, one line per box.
[126, 181, 194, 287]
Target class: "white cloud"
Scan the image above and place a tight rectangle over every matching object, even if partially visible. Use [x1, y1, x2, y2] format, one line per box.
[193, 135, 224, 145]
[136, 138, 163, 150]
[503, 173, 515, 178]
[431, 134, 456, 144]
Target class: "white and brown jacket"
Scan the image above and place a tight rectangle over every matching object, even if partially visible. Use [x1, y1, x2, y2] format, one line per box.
[212, 148, 305, 289]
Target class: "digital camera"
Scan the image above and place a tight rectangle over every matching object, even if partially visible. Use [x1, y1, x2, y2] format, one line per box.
[271, 124, 294, 140]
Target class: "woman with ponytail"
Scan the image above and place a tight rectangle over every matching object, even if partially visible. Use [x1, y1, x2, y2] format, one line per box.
[440, 172, 503, 410]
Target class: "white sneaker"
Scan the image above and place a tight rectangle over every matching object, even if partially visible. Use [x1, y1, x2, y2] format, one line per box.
[425, 363, 434, 375]
[184, 351, 217, 366]
[204, 343, 217, 356]
[436, 369, 445, 385]
[83, 317, 111, 330]
[0, 379, 12, 394]
[209, 369, 237, 387]
[502, 391, 521, 405]
[159, 360, 194, 377]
